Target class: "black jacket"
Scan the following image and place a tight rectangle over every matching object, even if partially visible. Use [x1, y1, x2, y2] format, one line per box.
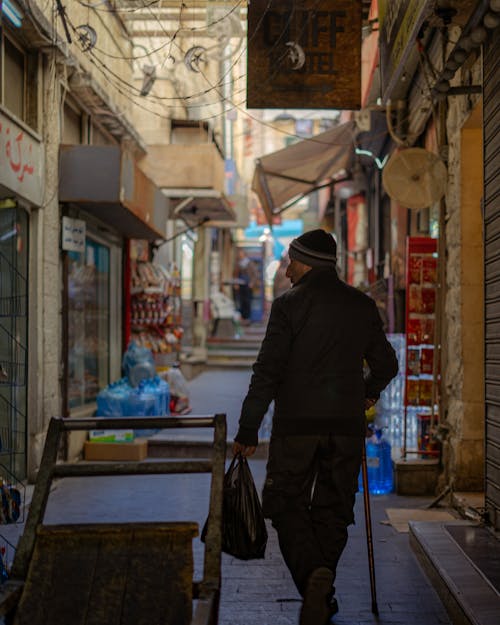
[235, 268, 399, 446]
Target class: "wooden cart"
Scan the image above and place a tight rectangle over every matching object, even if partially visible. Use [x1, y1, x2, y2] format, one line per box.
[0, 414, 226, 625]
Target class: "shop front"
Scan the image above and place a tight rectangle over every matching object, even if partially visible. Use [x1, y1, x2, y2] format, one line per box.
[58, 145, 167, 429]
[0, 108, 44, 478]
[376, 0, 500, 499]
[140, 139, 236, 362]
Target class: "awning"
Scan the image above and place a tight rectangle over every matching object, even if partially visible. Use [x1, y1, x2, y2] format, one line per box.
[139, 143, 235, 228]
[59, 145, 167, 241]
[166, 188, 236, 228]
[252, 121, 357, 226]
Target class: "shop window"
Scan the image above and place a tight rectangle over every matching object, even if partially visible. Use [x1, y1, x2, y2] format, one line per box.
[0, 33, 38, 129]
[0, 201, 28, 479]
[62, 102, 83, 145]
[3, 36, 25, 120]
[91, 122, 115, 146]
[67, 238, 112, 409]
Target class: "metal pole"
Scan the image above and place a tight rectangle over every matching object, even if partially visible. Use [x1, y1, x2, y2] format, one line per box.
[361, 444, 379, 615]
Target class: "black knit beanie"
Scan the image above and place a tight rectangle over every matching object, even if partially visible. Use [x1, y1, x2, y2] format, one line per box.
[288, 229, 337, 268]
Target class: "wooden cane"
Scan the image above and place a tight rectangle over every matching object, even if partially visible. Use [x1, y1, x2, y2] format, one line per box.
[361, 444, 379, 615]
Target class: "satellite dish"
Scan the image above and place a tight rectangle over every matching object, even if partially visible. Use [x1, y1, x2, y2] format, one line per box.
[382, 148, 447, 209]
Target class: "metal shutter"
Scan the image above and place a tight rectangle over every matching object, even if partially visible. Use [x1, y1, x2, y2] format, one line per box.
[484, 26, 500, 530]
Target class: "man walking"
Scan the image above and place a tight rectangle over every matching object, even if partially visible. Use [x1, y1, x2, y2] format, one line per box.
[233, 229, 398, 625]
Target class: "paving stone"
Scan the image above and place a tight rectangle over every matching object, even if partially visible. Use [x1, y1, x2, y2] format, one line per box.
[0, 368, 455, 625]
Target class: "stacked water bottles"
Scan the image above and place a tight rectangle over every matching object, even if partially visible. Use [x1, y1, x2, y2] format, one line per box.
[359, 334, 405, 495]
[93, 342, 170, 439]
[359, 426, 394, 494]
[376, 334, 407, 458]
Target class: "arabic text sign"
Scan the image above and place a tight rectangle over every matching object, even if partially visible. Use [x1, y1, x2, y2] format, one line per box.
[0, 110, 44, 205]
[247, 0, 362, 109]
[62, 216, 86, 253]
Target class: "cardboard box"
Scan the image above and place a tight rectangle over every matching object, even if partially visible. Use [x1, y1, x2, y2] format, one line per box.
[89, 429, 134, 442]
[84, 439, 148, 461]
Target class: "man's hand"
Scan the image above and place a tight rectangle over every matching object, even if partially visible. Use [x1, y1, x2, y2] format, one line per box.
[365, 398, 377, 410]
[232, 441, 257, 457]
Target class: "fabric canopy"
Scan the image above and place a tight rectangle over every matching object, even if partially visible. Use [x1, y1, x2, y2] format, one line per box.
[252, 121, 357, 226]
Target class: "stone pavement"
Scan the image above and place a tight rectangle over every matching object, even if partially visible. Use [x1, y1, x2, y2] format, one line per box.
[0, 367, 455, 625]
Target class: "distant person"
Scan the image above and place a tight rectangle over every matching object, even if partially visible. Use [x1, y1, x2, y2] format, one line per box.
[273, 252, 291, 299]
[234, 249, 258, 325]
[232, 229, 398, 625]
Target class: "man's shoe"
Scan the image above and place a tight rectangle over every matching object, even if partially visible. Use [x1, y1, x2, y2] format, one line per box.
[299, 567, 334, 625]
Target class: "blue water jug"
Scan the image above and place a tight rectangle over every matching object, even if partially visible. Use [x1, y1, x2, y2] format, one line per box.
[359, 428, 393, 495]
[122, 341, 155, 379]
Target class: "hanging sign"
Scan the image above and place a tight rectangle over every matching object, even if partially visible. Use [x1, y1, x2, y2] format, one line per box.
[247, 0, 362, 109]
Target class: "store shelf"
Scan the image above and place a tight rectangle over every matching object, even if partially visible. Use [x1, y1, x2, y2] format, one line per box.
[403, 237, 440, 458]
[129, 260, 183, 357]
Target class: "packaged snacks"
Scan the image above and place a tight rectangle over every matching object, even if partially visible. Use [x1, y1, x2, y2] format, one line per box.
[421, 287, 436, 314]
[422, 256, 437, 284]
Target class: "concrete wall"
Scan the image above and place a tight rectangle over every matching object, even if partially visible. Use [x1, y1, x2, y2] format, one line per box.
[24, 2, 143, 477]
[443, 54, 484, 490]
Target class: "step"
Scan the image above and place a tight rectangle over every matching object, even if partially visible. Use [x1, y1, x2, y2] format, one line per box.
[409, 520, 500, 625]
[207, 340, 261, 350]
[206, 358, 256, 368]
[207, 348, 258, 358]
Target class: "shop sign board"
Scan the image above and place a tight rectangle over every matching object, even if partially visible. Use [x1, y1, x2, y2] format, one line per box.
[0, 109, 44, 206]
[379, 0, 433, 101]
[247, 0, 362, 109]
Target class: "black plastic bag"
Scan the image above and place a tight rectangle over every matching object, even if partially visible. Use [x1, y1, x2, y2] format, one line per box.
[202, 454, 268, 560]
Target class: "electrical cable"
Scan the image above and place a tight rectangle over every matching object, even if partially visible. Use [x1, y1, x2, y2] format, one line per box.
[63, 1, 414, 146]
[64, 1, 265, 104]
[78, 0, 159, 11]
[84, 0, 312, 110]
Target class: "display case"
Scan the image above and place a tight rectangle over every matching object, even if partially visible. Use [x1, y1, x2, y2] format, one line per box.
[403, 236, 440, 458]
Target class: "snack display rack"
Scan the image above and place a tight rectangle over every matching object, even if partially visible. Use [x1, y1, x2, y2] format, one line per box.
[403, 237, 440, 458]
[129, 259, 183, 361]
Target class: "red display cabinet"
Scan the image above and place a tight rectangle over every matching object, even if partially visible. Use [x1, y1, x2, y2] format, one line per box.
[403, 237, 440, 458]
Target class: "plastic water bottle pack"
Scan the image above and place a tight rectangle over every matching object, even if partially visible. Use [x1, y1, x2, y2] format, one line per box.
[95, 367, 171, 437]
[359, 427, 393, 495]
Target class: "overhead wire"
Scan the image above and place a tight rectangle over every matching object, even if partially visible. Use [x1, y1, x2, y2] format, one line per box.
[68, 0, 267, 105]
[77, 0, 160, 11]
[83, 0, 303, 113]
[64, 0, 404, 146]
[107, 0, 295, 105]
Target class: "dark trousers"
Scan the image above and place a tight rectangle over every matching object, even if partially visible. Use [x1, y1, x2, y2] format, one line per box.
[262, 434, 363, 596]
[238, 285, 252, 320]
